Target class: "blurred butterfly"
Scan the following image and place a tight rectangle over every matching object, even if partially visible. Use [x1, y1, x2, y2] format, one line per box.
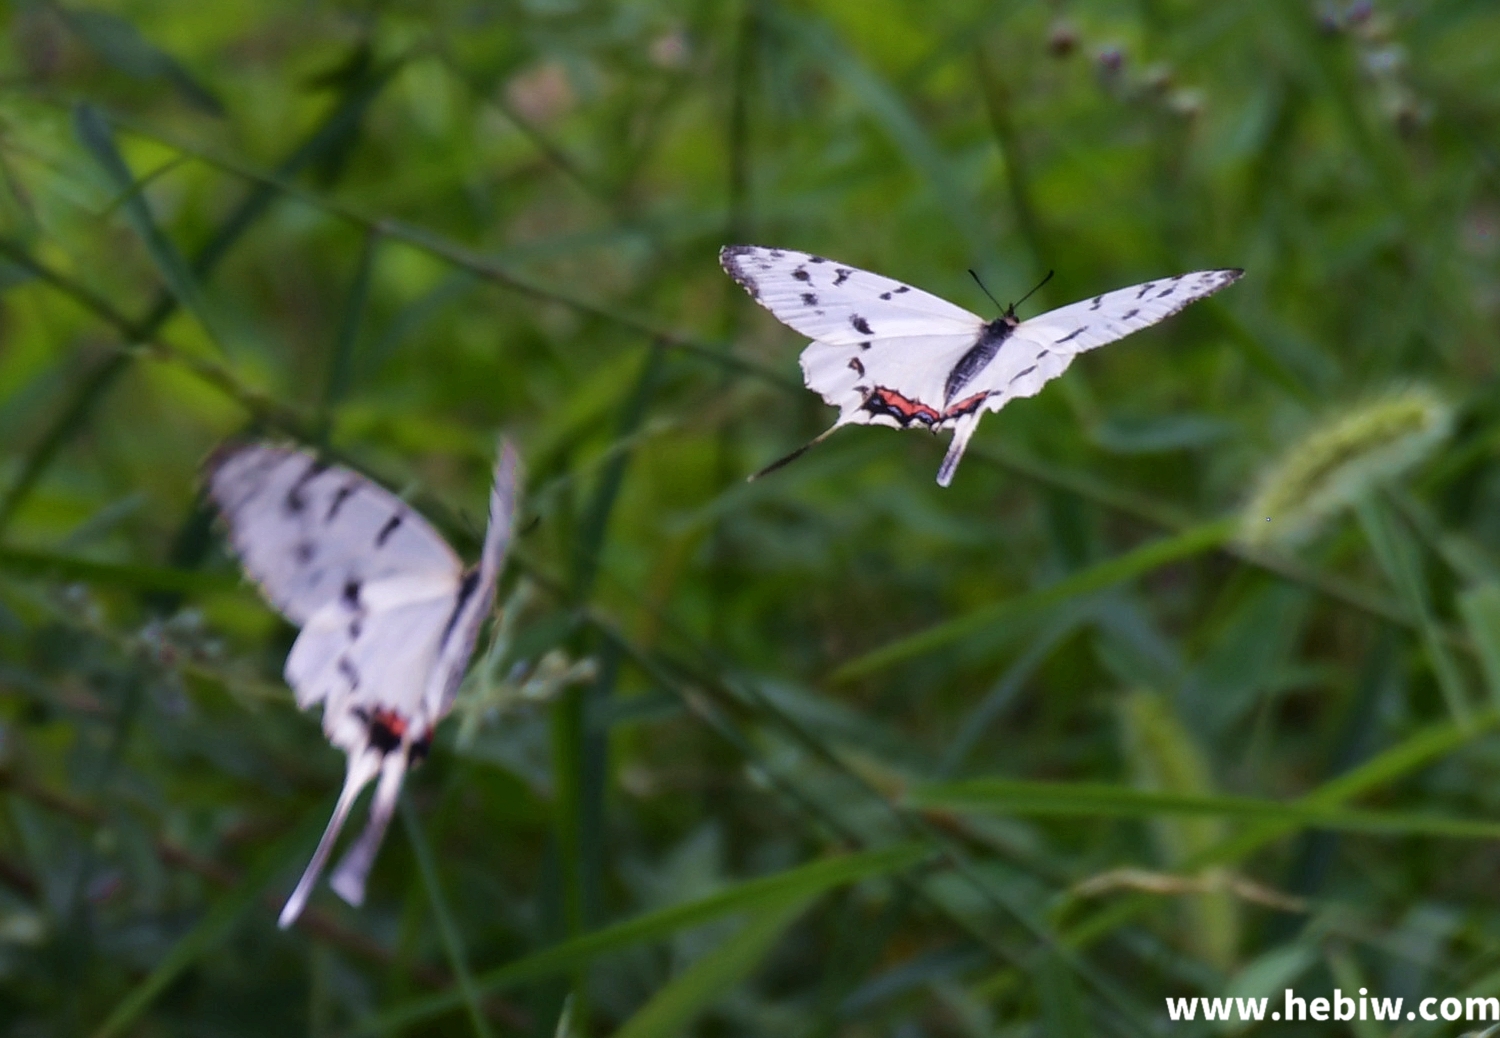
[207, 439, 520, 927]
[721, 246, 1243, 486]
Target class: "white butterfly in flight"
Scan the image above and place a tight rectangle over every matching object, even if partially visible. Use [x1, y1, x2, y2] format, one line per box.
[207, 439, 520, 928]
[721, 246, 1243, 486]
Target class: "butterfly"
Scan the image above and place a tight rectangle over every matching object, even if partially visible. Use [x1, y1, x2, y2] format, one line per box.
[206, 439, 520, 928]
[720, 246, 1243, 486]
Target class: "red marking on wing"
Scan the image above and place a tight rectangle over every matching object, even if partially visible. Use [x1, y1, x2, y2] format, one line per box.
[942, 392, 989, 420]
[370, 708, 409, 739]
[865, 387, 941, 425]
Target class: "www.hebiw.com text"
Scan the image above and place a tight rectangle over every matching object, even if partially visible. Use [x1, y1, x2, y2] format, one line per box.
[1166, 989, 1500, 1024]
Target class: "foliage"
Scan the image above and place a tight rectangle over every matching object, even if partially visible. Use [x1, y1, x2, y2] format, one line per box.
[3, 0, 1500, 1035]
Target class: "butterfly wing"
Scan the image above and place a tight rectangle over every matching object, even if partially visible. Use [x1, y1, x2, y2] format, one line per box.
[309, 579, 456, 912]
[283, 573, 460, 746]
[206, 444, 461, 626]
[723, 245, 1243, 487]
[926, 269, 1245, 485]
[419, 441, 521, 719]
[962, 268, 1245, 412]
[721, 245, 986, 443]
[721, 245, 983, 344]
[208, 442, 520, 927]
[326, 440, 521, 909]
[1008, 269, 1244, 361]
[799, 333, 985, 430]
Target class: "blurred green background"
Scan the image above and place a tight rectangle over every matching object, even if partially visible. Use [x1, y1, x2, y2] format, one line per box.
[4, 0, 1500, 1034]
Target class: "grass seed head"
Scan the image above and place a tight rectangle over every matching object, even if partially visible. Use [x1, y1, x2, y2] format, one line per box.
[1240, 386, 1452, 547]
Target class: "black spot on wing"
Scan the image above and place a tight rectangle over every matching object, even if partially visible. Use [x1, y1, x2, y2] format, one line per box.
[719, 246, 762, 298]
[1055, 327, 1087, 344]
[279, 491, 305, 516]
[848, 357, 865, 376]
[834, 268, 852, 286]
[1009, 364, 1037, 383]
[376, 513, 403, 547]
[1122, 309, 1139, 320]
[801, 292, 818, 306]
[342, 579, 361, 608]
[880, 291, 892, 300]
[294, 541, 315, 564]
[284, 460, 324, 514]
[894, 285, 910, 294]
[793, 267, 811, 282]
[1089, 295, 1103, 311]
[1156, 285, 1176, 298]
[768, 248, 784, 258]
[851, 315, 873, 335]
[1136, 283, 1155, 299]
[859, 341, 871, 350]
[440, 570, 482, 647]
[810, 255, 828, 264]
[326, 481, 357, 522]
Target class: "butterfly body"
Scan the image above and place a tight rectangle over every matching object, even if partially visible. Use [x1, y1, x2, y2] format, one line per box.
[722, 245, 1242, 485]
[207, 440, 519, 926]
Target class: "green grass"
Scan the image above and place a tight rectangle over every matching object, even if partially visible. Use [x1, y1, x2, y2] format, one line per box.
[3, 1, 1500, 1036]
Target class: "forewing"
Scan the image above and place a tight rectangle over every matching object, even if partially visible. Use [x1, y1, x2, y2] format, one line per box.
[423, 440, 522, 718]
[721, 245, 982, 346]
[1013, 269, 1242, 357]
[207, 444, 461, 625]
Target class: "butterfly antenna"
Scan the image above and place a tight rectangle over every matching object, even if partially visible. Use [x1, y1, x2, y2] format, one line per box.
[747, 423, 842, 482]
[1009, 269, 1055, 316]
[968, 269, 1005, 316]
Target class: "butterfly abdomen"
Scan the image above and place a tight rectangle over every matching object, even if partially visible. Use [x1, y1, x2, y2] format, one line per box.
[944, 318, 1015, 403]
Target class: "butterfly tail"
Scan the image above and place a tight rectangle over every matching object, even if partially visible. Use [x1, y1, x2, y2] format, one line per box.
[279, 748, 382, 929]
[936, 414, 982, 488]
[329, 751, 409, 906]
[748, 421, 844, 482]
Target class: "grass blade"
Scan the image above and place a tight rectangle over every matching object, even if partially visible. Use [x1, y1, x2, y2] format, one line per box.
[58, 6, 224, 115]
[1357, 497, 1473, 726]
[910, 777, 1500, 839]
[350, 842, 929, 1034]
[1459, 582, 1500, 710]
[770, 7, 990, 267]
[89, 818, 317, 1038]
[401, 797, 495, 1038]
[73, 104, 227, 354]
[572, 345, 663, 599]
[611, 896, 808, 1038]
[0, 69, 398, 535]
[1035, 951, 1090, 1038]
[1118, 690, 1238, 969]
[0, 545, 239, 595]
[833, 519, 1235, 682]
[317, 227, 379, 443]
